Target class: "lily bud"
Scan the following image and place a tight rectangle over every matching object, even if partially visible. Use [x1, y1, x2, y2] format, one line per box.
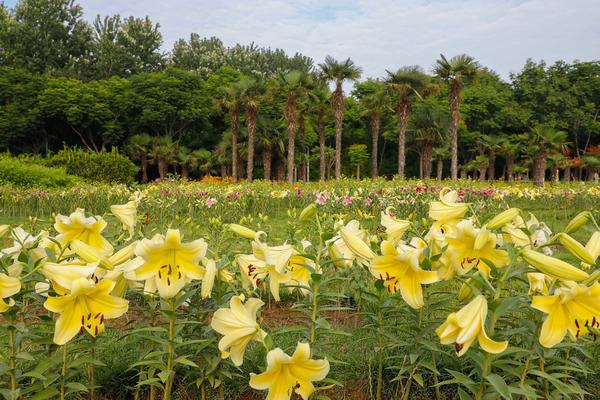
[527, 272, 548, 295]
[557, 233, 596, 265]
[299, 204, 317, 222]
[229, 224, 258, 240]
[521, 248, 589, 281]
[339, 226, 375, 264]
[563, 211, 591, 234]
[486, 208, 520, 230]
[457, 279, 474, 301]
[581, 231, 600, 269]
[0, 225, 9, 238]
[201, 259, 217, 299]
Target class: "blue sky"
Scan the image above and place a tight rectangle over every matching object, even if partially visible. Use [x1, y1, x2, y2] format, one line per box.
[3, 0, 600, 81]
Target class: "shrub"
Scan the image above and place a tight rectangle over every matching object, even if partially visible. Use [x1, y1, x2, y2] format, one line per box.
[47, 147, 138, 184]
[0, 154, 78, 187]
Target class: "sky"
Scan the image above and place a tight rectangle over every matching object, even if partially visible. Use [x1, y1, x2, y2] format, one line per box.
[4, 0, 600, 81]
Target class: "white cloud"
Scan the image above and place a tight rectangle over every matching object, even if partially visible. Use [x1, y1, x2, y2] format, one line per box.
[78, 0, 600, 80]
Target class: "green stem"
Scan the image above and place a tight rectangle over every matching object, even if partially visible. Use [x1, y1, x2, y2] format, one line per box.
[8, 324, 17, 392]
[309, 213, 324, 355]
[163, 299, 176, 400]
[375, 294, 384, 400]
[60, 344, 68, 400]
[431, 350, 441, 400]
[401, 308, 423, 400]
[89, 338, 96, 400]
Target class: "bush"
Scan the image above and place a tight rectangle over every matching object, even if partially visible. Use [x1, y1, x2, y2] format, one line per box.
[46, 147, 138, 184]
[0, 155, 78, 187]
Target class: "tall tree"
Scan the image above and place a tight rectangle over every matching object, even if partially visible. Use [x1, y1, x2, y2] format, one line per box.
[355, 80, 388, 178]
[216, 81, 243, 180]
[385, 66, 430, 178]
[237, 76, 264, 182]
[274, 70, 313, 183]
[308, 83, 331, 181]
[126, 133, 152, 183]
[5, 0, 93, 73]
[523, 125, 568, 186]
[434, 54, 479, 180]
[319, 56, 362, 179]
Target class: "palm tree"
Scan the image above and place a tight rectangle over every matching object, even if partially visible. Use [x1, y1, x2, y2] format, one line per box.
[432, 146, 450, 180]
[216, 82, 243, 180]
[150, 136, 176, 180]
[482, 135, 504, 180]
[434, 54, 479, 180]
[126, 133, 153, 183]
[237, 76, 265, 182]
[497, 138, 520, 181]
[410, 103, 451, 179]
[307, 83, 331, 181]
[274, 70, 313, 183]
[524, 126, 568, 186]
[385, 66, 430, 178]
[356, 80, 388, 178]
[177, 146, 193, 179]
[319, 56, 362, 179]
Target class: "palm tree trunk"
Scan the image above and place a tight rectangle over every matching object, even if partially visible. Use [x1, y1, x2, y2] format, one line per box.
[285, 94, 298, 183]
[506, 155, 514, 181]
[299, 114, 306, 181]
[479, 166, 486, 181]
[449, 81, 461, 180]
[437, 159, 443, 180]
[318, 111, 326, 181]
[140, 154, 148, 183]
[181, 165, 190, 179]
[276, 153, 286, 181]
[533, 151, 547, 187]
[371, 110, 380, 178]
[246, 107, 257, 182]
[564, 165, 571, 182]
[422, 142, 433, 179]
[230, 107, 239, 181]
[158, 157, 168, 179]
[262, 143, 272, 180]
[332, 83, 344, 180]
[220, 164, 227, 178]
[397, 99, 410, 179]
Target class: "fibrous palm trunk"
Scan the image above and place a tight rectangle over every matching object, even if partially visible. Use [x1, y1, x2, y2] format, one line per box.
[332, 83, 344, 180]
[506, 155, 514, 181]
[140, 154, 148, 183]
[158, 157, 168, 180]
[449, 81, 461, 180]
[533, 150, 547, 187]
[564, 166, 571, 182]
[318, 111, 326, 181]
[488, 150, 496, 180]
[230, 107, 239, 181]
[371, 110, 380, 178]
[422, 142, 433, 179]
[262, 143, 272, 180]
[437, 159, 443, 180]
[246, 106, 258, 182]
[299, 114, 306, 181]
[397, 99, 410, 179]
[285, 93, 297, 183]
[181, 165, 190, 180]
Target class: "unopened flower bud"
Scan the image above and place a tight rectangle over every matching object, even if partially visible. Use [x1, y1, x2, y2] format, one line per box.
[521, 248, 588, 281]
[229, 224, 257, 240]
[486, 208, 520, 229]
[299, 204, 317, 222]
[563, 211, 591, 234]
[557, 233, 596, 265]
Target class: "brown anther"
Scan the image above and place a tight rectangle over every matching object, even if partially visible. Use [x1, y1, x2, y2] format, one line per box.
[167, 277, 171, 286]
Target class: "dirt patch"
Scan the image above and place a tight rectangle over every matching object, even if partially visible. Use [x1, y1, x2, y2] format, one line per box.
[260, 301, 362, 329]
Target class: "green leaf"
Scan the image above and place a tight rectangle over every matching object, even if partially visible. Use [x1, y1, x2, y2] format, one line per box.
[29, 388, 59, 400]
[485, 373, 512, 399]
[175, 356, 199, 368]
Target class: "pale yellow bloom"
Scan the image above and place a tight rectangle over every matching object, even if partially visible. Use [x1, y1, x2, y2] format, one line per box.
[134, 229, 208, 298]
[428, 188, 469, 224]
[0, 225, 8, 238]
[201, 259, 217, 299]
[369, 240, 438, 309]
[54, 208, 113, 256]
[42, 260, 99, 294]
[436, 295, 508, 356]
[0, 273, 21, 312]
[527, 272, 549, 295]
[44, 278, 128, 345]
[339, 225, 375, 266]
[581, 231, 600, 269]
[531, 282, 600, 347]
[326, 220, 371, 267]
[249, 342, 330, 400]
[210, 294, 266, 366]
[236, 252, 291, 302]
[381, 208, 410, 246]
[110, 201, 137, 239]
[439, 219, 508, 280]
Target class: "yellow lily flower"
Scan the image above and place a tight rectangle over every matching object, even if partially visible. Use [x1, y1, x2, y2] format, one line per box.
[0, 225, 8, 238]
[581, 231, 600, 269]
[531, 282, 600, 347]
[288, 254, 317, 296]
[54, 208, 113, 256]
[42, 260, 99, 294]
[210, 294, 267, 366]
[369, 240, 438, 309]
[428, 188, 469, 224]
[1, 227, 51, 261]
[436, 295, 508, 356]
[236, 253, 291, 302]
[521, 249, 589, 282]
[527, 272, 549, 295]
[439, 219, 508, 280]
[44, 277, 128, 345]
[326, 220, 371, 267]
[0, 273, 21, 312]
[249, 342, 330, 400]
[381, 208, 410, 246]
[339, 225, 375, 266]
[134, 229, 208, 299]
[110, 200, 137, 239]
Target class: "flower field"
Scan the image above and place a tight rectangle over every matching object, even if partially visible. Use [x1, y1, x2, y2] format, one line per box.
[0, 179, 599, 400]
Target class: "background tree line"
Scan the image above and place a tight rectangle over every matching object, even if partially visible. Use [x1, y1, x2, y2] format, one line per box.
[1, 0, 599, 185]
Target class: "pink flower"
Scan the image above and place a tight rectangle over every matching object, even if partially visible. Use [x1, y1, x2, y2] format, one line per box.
[364, 198, 373, 206]
[315, 194, 326, 205]
[324, 191, 331, 200]
[343, 196, 352, 206]
[295, 189, 302, 197]
[205, 197, 217, 208]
